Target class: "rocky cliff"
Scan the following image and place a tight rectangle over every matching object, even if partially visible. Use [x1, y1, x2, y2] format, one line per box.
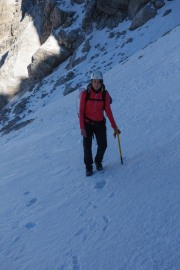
[0, 0, 166, 103]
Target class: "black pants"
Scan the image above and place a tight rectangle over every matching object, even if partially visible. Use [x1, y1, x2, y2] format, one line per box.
[83, 120, 107, 170]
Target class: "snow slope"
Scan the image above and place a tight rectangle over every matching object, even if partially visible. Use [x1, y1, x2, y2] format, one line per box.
[0, 2, 180, 270]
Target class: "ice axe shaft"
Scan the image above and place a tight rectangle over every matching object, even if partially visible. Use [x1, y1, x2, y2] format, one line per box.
[117, 134, 123, 164]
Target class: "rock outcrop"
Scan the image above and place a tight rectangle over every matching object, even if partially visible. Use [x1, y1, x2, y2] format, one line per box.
[129, 0, 165, 30]
[129, 4, 157, 30]
[0, 0, 21, 55]
[0, 0, 166, 103]
[128, 0, 150, 19]
[28, 35, 71, 79]
[0, 15, 41, 96]
[97, 0, 129, 16]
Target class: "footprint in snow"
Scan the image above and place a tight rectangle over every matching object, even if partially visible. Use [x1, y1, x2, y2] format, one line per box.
[24, 191, 30, 196]
[25, 222, 36, 230]
[26, 197, 37, 207]
[94, 179, 106, 190]
[71, 255, 81, 270]
[102, 215, 111, 232]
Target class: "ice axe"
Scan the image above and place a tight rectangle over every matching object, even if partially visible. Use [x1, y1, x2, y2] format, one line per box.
[117, 133, 123, 164]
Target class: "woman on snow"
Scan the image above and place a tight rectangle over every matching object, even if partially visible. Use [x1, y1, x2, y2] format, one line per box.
[79, 70, 121, 176]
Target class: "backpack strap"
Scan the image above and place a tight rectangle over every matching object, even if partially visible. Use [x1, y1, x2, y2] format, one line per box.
[102, 90, 106, 110]
[101, 84, 113, 110]
[86, 87, 91, 102]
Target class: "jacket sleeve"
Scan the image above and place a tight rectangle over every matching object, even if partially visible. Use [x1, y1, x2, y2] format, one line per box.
[79, 91, 86, 129]
[105, 91, 117, 129]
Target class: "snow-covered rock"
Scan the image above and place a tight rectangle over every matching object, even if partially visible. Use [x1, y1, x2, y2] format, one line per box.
[0, 0, 170, 100]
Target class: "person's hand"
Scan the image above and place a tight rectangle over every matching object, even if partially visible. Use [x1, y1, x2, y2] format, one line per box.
[81, 128, 87, 137]
[113, 127, 121, 138]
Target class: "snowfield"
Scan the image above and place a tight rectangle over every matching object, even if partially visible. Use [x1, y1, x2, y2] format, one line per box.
[0, 1, 180, 270]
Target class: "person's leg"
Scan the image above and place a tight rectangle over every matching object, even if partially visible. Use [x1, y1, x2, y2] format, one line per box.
[83, 122, 94, 173]
[94, 121, 107, 169]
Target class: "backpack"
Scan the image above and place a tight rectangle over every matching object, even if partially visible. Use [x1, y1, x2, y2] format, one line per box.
[76, 84, 112, 117]
[85, 84, 112, 109]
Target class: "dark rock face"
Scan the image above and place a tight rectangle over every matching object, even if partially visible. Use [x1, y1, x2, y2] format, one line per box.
[129, 4, 157, 30]
[97, 0, 130, 16]
[0, 95, 8, 108]
[82, 0, 164, 30]
[0, 0, 166, 103]
[128, 0, 150, 19]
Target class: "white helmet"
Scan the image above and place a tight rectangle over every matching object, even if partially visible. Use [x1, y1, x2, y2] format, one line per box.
[91, 70, 103, 80]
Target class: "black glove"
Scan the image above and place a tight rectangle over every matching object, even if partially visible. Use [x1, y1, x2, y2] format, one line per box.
[113, 127, 121, 138]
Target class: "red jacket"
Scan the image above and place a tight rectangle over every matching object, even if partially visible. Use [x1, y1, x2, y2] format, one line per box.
[79, 87, 117, 129]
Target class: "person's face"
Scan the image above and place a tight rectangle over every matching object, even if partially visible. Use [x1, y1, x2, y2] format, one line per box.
[92, 79, 102, 91]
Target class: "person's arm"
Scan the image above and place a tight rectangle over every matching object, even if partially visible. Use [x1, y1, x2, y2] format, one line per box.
[105, 91, 121, 136]
[79, 91, 87, 136]
[105, 91, 117, 129]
